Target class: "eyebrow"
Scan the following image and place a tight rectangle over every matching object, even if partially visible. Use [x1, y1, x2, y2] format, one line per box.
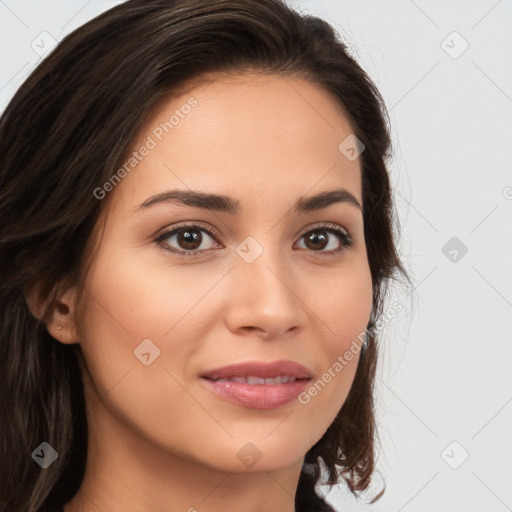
[133, 187, 362, 215]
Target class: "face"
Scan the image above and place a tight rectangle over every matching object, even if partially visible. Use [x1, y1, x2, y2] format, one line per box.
[74, 72, 373, 473]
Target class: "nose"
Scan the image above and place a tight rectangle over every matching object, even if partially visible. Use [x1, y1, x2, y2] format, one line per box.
[223, 243, 308, 340]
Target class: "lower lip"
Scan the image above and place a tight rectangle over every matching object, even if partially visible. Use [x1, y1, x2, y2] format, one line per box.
[200, 377, 310, 409]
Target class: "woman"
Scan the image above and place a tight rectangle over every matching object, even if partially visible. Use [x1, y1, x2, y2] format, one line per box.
[0, 1, 409, 511]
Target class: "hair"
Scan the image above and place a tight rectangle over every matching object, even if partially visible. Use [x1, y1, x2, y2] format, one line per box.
[0, 1, 410, 511]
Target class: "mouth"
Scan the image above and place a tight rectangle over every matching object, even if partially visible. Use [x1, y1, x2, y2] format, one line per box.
[202, 375, 310, 385]
[200, 359, 313, 381]
[199, 360, 313, 409]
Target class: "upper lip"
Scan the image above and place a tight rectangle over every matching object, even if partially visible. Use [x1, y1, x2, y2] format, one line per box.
[200, 360, 313, 381]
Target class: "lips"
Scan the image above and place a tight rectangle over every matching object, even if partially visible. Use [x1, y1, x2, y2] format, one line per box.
[200, 359, 313, 381]
[199, 360, 313, 409]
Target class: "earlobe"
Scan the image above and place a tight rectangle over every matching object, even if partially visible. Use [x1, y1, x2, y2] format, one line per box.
[24, 280, 80, 344]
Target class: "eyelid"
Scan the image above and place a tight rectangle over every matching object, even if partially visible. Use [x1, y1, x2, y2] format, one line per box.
[303, 222, 350, 237]
[154, 220, 221, 241]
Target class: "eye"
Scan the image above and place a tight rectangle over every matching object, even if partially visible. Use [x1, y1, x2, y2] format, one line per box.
[295, 223, 353, 255]
[154, 222, 221, 256]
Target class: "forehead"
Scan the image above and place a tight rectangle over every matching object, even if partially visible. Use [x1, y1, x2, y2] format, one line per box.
[107, 72, 362, 217]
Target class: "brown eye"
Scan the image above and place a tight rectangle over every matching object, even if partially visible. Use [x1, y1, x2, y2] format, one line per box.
[304, 231, 329, 251]
[155, 223, 220, 255]
[175, 228, 203, 251]
[296, 225, 352, 254]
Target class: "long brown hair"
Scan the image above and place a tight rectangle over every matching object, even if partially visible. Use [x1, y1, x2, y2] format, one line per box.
[0, 1, 410, 511]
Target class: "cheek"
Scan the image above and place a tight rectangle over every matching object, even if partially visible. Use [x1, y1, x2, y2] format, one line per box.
[298, 260, 372, 419]
[332, 271, 373, 350]
[76, 258, 214, 460]
[318, 257, 373, 353]
[75, 245, 225, 419]
[75, 247, 189, 403]
[80, 242, 217, 341]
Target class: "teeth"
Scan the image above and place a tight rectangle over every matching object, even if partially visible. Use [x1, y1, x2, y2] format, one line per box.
[247, 376, 265, 385]
[214, 375, 298, 385]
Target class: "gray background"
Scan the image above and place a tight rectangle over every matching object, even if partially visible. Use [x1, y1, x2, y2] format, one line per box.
[1, 1, 511, 510]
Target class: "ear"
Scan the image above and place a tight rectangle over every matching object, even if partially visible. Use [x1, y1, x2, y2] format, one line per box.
[24, 279, 80, 344]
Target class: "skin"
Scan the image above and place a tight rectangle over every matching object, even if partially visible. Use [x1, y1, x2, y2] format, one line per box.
[30, 72, 373, 512]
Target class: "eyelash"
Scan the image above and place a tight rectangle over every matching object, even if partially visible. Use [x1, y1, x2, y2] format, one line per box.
[154, 221, 353, 257]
